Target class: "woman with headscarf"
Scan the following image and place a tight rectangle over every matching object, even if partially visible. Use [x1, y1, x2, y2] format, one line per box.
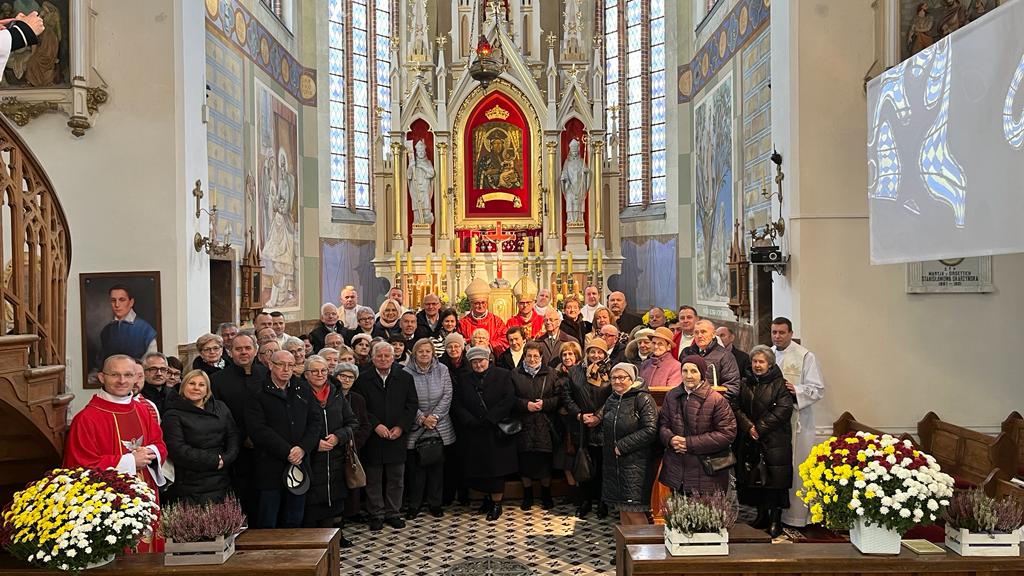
[560, 338, 613, 518]
[658, 355, 737, 495]
[450, 346, 518, 521]
[403, 338, 456, 518]
[733, 345, 794, 537]
[301, 355, 358, 544]
[511, 342, 560, 510]
[601, 362, 658, 526]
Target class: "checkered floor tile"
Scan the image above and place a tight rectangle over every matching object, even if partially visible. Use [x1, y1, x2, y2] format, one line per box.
[342, 501, 619, 576]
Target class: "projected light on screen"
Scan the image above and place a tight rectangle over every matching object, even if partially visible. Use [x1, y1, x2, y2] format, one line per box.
[867, 0, 1024, 265]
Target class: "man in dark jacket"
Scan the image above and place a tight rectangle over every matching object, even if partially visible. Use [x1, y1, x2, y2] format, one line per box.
[681, 319, 740, 400]
[608, 291, 643, 335]
[354, 342, 418, 532]
[716, 325, 751, 378]
[246, 350, 322, 528]
[210, 333, 268, 521]
[140, 352, 175, 416]
[598, 325, 627, 366]
[415, 293, 443, 338]
[309, 303, 344, 352]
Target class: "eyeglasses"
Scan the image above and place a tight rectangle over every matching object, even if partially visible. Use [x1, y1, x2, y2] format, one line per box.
[271, 361, 296, 369]
[611, 375, 631, 382]
[200, 345, 223, 353]
[338, 374, 356, 381]
[144, 366, 168, 373]
[305, 368, 328, 375]
[358, 316, 374, 322]
[168, 370, 181, 378]
[103, 372, 136, 380]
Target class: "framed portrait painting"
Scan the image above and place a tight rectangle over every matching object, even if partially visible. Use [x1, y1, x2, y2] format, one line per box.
[79, 271, 161, 389]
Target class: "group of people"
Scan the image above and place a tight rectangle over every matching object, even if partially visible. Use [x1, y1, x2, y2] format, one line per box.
[63, 278, 824, 554]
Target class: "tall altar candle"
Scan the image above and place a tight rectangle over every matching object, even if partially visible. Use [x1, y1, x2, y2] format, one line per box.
[556, 251, 562, 276]
[522, 237, 529, 260]
[534, 235, 541, 256]
[470, 236, 477, 257]
[597, 249, 604, 274]
[425, 254, 432, 277]
[441, 253, 447, 276]
[395, 250, 401, 276]
[407, 252, 413, 276]
[587, 249, 593, 272]
[567, 251, 573, 274]
[455, 235, 461, 256]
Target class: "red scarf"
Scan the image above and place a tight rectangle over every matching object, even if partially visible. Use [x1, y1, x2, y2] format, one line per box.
[311, 383, 331, 406]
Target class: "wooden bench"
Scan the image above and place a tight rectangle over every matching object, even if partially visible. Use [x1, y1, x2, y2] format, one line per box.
[623, 542, 1024, 575]
[0, 549, 329, 576]
[613, 524, 770, 576]
[235, 529, 340, 576]
[1001, 411, 1024, 477]
[832, 412, 917, 446]
[917, 411, 1017, 489]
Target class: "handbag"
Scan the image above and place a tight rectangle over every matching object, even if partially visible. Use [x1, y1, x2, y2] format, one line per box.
[475, 386, 521, 437]
[415, 433, 445, 466]
[345, 441, 367, 489]
[743, 446, 769, 487]
[572, 422, 593, 482]
[680, 393, 737, 477]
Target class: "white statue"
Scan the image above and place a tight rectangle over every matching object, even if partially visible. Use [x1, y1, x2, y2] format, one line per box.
[560, 139, 590, 224]
[407, 140, 435, 225]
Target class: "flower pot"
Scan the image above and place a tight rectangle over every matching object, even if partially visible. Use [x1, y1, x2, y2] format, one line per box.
[664, 528, 729, 556]
[164, 533, 238, 566]
[945, 525, 1021, 556]
[850, 518, 901, 555]
[84, 554, 115, 569]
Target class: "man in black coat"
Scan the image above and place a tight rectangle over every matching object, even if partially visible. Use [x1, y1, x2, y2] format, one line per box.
[608, 291, 643, 335]
[716, 325, 752, 378]
[309, 303, 345, 352]
[353, 341, 418, 532]
[246, 350, 322, 528]
[415, 293, 443, 339]
[210, 333, 267, 520]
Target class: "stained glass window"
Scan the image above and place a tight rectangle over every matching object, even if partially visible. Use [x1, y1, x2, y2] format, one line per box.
[328, 0, 389, 210]
[606, 0, 666, 207]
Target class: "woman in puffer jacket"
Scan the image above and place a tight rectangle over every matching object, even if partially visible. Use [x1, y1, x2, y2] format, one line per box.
[601, 362, 658, 526]
[560, 338, 613, 518]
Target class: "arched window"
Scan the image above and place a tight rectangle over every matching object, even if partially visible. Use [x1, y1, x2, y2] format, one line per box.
[328, 0, 391, 209]
[604, 0, 666, 207]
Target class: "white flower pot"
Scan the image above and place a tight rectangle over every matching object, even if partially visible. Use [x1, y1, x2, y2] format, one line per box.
[164, 533, 238, 566]
[664, 528, 729, 556]
[84, 554, 115, 569]
[945, 526, 1021, 557]
[850, 518, 901, 555]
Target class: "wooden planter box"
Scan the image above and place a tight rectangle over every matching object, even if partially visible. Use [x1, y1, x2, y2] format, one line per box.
[945, 525, 1021, 556]
[663, 528, 729, 556]
[164, 533, 238, 566]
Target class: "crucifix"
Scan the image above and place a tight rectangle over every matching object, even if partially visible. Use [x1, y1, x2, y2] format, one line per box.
[481, 221, 515, 280]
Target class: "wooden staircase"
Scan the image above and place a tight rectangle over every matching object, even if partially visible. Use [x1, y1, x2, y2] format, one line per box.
[0, 114, 72, 509]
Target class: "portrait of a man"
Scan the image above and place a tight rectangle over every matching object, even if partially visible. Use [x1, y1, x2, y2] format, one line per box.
[80, 272, 162, 388]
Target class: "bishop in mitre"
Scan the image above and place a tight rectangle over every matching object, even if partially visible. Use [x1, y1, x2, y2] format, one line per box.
[506, 276, 544, 340]
[459, 277, 509, 355]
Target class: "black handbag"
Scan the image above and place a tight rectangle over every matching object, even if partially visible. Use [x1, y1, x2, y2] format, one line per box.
[475, 386, 521, 437]
[416, 433, 445, 466]
[743, 447, 769, 487]
[572, 422, 593, 482]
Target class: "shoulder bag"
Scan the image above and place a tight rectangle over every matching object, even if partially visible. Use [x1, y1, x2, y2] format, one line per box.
[345, 441, 367, 489]
[474, 384, 521, 437]
[572, 420, 593, 483]
[414, 376, 446, 466]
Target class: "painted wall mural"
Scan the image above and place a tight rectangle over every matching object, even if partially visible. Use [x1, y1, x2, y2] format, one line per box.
[678, 0, 769, 104]
[255, 79, 300, 310]
[694, 73, 734, 307]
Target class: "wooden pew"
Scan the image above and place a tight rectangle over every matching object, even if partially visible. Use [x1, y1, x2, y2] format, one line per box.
[235, 529, 340, 576]
[917, 411, 1017, 489]
[613, 524, 770, 576]
[1001, 411, 1024, 477]
[0, 549, 329, 576]
[831, 412, 917, 446]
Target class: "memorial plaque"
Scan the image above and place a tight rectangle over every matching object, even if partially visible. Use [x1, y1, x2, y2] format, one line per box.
[906, 256, 993, 294]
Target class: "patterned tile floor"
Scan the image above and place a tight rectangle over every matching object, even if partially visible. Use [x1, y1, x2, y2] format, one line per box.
[342, 501, 620, 576]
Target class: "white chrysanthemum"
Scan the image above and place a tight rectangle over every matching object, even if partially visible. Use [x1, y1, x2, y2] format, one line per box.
[881, 496, 893, 507]
[854, 480, 866, 489]
[880, 506, 890, 515]
[850, 498, 862, 508]
[856, 507, 865, 515]
[105, 535, 117, 544]
[839, 478, 848, 486]
[899, 508, 912, 518]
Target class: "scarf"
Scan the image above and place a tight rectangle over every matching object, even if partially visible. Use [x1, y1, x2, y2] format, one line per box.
[586, 360, 610, 387]
[523, 363, 541, 377]
[310, 382, 331, 406]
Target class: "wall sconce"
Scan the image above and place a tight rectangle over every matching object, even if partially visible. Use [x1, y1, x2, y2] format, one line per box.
[750, 149, 789, 275]
[191, 179, 232, 255]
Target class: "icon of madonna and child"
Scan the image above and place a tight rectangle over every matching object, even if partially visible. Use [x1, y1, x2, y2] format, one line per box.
[473, 123, 524, 190]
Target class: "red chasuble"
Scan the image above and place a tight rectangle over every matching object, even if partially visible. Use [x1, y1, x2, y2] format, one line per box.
[506, 312, 545, 341]
[64, 394, 168, 552]
[460, 312, 509, 356]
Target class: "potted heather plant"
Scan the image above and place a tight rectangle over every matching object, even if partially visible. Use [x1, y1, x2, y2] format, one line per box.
[661, 490, 736, 556]
[159, 496, 247, 566]
[943, 489, 1023, 556]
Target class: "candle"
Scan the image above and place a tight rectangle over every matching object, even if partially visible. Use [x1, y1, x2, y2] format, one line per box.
[556, 251, 562, 276]
[567, 251, 573, 274]
[523, 237, 529, 260]
[407, 252, 413, 276]
[535, 236, 541, 256]
[470, 236, 477, 256]
[425, 254, 432, 277]
[455, 235, 461, 256]
[395, 250, 401, 276]
[441, 253, 448, 276]
[587, 249, 593, 272]
[597, 249, 604, 274]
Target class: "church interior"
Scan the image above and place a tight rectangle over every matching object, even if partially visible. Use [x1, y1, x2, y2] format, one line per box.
[1, 0, 1023, 574]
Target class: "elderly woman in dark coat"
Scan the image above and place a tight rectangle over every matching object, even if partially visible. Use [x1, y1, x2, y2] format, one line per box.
[601, 363, 658, 526]
[560, 338, 614, 518]
[302, 355, 358, 538]
[511, 342, 560, 510]
[658, 355, 737, 495]
[403, 338, 456, 519]
[439, 332, 472, 506]
[338, 362, 370, 532]
[451, 346, 518, 521]
[733, 345, 794, 537]
[162, 369, 238, 504]
[192, 333, 227, 375]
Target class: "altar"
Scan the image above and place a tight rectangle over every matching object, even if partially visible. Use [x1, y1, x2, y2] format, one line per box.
[369, 1, 624, 317]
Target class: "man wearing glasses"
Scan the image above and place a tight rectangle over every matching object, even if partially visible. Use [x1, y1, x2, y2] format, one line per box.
[139, 352, 174, 415]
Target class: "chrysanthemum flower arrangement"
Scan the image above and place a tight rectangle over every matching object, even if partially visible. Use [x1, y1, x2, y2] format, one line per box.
[798, 431, 954, 534]
[1, 468, 158, 571]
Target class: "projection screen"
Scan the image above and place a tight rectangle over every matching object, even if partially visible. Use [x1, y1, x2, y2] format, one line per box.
[867, 0, 1024, 265]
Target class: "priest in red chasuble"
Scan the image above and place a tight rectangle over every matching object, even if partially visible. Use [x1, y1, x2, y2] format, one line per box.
[65, 354, 168, 552]
[505, 277, 544, 340]
[459, 277, 509, 356]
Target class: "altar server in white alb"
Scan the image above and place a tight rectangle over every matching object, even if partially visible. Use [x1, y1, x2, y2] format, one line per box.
[770, 316, 825, 528]
[0, 11, 43, 71]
